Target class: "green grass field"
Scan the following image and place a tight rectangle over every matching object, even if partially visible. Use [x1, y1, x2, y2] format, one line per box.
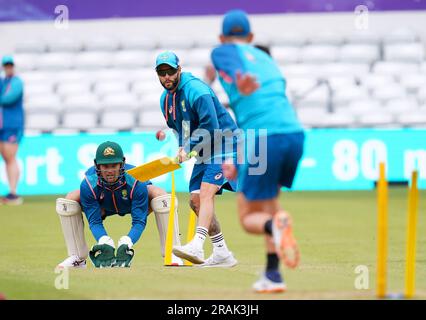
[0, 188, 425, 300]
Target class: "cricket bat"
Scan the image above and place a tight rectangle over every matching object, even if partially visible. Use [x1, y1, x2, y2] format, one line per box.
[126, 151, 197, 182]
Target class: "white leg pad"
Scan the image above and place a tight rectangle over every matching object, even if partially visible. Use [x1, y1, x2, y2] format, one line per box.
[56, 198, 89, 260]
[151, 194, 182, 257]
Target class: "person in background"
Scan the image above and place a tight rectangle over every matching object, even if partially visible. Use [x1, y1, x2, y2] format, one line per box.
[0, 55, 24, 205]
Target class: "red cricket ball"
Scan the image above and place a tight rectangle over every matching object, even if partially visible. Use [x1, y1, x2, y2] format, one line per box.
[156, 130, 166, 141]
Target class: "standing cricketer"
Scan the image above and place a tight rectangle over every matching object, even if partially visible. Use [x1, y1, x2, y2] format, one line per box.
[211, 10, 305, 292]
[0, 55, 24, 205]
[56, 141, 183, 268]
[155, 51, 238, 267]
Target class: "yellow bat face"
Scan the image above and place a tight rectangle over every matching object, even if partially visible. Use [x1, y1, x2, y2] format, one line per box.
[126, 157, 181, 182]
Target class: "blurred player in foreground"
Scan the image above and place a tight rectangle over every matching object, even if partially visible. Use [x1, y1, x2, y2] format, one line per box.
[155, 51, 238, 267]
[56, 141, 183, 268]
[0, 55, 24, 205]
[210, 10, 305, 292]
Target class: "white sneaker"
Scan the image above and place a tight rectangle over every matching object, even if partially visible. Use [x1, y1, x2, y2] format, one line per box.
[57, 255, 87, 269]
[172, 243, 204, 264]
[197, 251, 238, 268]
[170, 253, 184, 266]
[252, 273, 287, 293]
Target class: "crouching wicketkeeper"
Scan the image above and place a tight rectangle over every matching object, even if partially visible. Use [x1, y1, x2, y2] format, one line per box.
[55, 141, 183, 268]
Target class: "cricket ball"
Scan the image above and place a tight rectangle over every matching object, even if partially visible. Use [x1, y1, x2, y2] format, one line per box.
[156, 130, 166, 141]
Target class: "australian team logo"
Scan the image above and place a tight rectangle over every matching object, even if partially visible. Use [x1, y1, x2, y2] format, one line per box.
[181, 100, 186, 112]
[121, 189, 128, 200]
[214, 173, 223, 180]
[103, 147, 115, 156]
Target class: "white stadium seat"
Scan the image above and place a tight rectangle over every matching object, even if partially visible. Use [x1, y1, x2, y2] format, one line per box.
[384, 43, 425, 63]
[62, 94, 101, 111]
[158, 36, 195, 49]
[371, 84, 407, 103]
[292, 86, 330, 110]
[47, 39, 83, 53]
[268, 33, 306, 46]
[185, 48, 212, 67]
[296, 108, 329, 128]
[360, 74, 396, 90]
[286, 77, 318, 97]
[62, 110, 99, 130]
[399, 73, 426, 93]
[339, 44, 380, 63]
[138, 110, 166, 128]
[120, 37, 158, 50]
[55, 70, 93, 84]
[15, 40, 47, 53]
[345, 100, 383, 116]
[132, 81, 163, 97]
[26, 111, 59, 131]
[74, 52, 114, 69]
[139, 93, 161, 110]
[102, 93, 140, 110]
[271, 46, 301, 64]
[384, 98, 420, 115]
[37, 53, 75, 70]
[346, 33, 380, 45]
[25, 95, 62, 112]
[301, 45, 339, 63]
[308, 32, 344, 46]
[11, 54, 37, 72]
[358, 113, 394, 127]
[84, 38, 120, 51]
[397, 112, 426, 127]
[100, 110, 135, 130]
[56, 82, 92, 97]
[333, 86, 369, 107]
[25, 83, 55, 96]
[417, 87, 426, 104]
[372, 62, 420, 76]
[321, 63, 370, 77]
[383, 28, 418, 44]
[315, 112, 356, 128]
[93, 81, 130, 96]
[112, 51, 152, 68]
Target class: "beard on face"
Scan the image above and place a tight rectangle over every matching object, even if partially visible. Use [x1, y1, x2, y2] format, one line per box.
[160, 75, 179, 91]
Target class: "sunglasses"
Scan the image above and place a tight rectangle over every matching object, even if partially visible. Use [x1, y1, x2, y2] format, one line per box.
[157, 68, 178, 77]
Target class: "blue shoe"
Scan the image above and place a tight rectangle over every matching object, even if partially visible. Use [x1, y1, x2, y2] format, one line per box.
[2, 193, 23, 205]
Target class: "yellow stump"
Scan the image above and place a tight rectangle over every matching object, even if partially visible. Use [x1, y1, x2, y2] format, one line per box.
[184, 210, 197, 266]
[164, 172, 176, 266]
[376, 162, 388, 298]
[405, 171, 419, 299]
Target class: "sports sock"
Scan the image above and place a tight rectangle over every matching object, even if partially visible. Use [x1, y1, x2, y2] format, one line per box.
[192, 226, 208, 250]
[264, 219, 273, 236]
[211, 232, 229, 255]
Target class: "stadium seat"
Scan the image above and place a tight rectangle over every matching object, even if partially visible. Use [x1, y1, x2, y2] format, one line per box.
[371, 84, 407, 103]
[37, 53, 76, 70]
[185, 48, 212, 67]
[11, 54, 37, 72]
[333, 86, 369, 108]
[158, 36, 195, 49]
[315, 112, 356, 128]
[346, 32, 380, 45]
[139, 93, 161, 110]
[62, 110, 99, 130]
[132, 81, 163, 97]
[373, 62, 420, 76]
[74, 52, 115, 69]
[100, 110, 136, 130]
[339, 44, 380, 63]
[84, 38, 120, 51]
[384, 98, 420, 115]
[358, 112, 394, 127]
[112, 51, 152, 68]
[397, 112, 426, 127]
[25, 95, 62, 112]
[301, 45, 339, 63]
[25, 83, 55, 96]
[268, 33, 306, 46]
[14, 40, 47, 53]
[138, 110, 168, 128]
[360, 74, 396, 90]
[93, 80, 130, 96]
[417, 87, 426, 104]
[292, 86, 330, 110]
[26, 111, 59, 131]
[321, 63, 370, 77]
[327, 75, 357, 90]
[308, 32, 344, 45]
[56, 82, 92, 97]
[280, 64, 322, 78]
[271, 46, 301, 64]
[383, 28, 418, 44]
[194, 35, 218, 48]
[102, 93, 140, 110]
[120, 37, 158, 50]
[285, 76, 318, 97]
[384, 43, 425, 63]
[62, 94, 101, 111]
[345, 100, 383, 116]
[399, 73, 426, 93]
[47, 39, 83, 52]
[55, 70, 93, 84]
[20, 71, 57, 86]
[296, 107, 329, 128]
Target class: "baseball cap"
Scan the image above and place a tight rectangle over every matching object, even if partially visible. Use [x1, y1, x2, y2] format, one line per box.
[222, 9, 251, 37]
[155, 51, 179, 70]
[2, 55, 14, 66]
[95, 141, 124, 165]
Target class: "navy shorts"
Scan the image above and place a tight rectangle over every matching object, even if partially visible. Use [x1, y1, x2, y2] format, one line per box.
[189, 162, 236, 194]
[237, 132, 304, 201]
[0, 128, 23, 144]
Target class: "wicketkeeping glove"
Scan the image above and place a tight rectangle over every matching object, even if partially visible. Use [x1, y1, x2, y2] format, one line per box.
[114, 236, 134, 268]
[89, 236, 116, 268]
